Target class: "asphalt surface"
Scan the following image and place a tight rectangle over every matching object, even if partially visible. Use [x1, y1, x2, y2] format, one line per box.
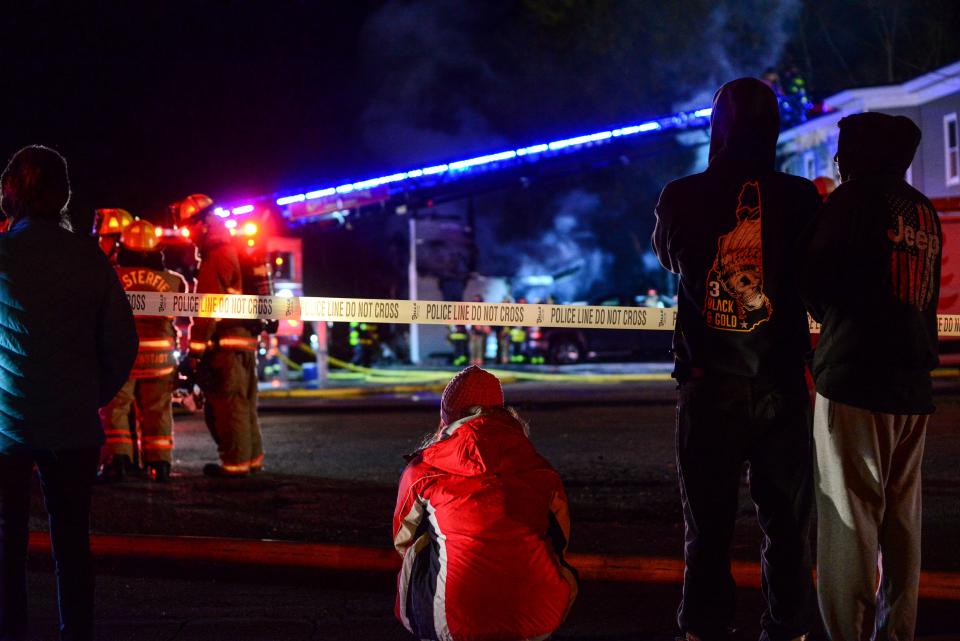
[19, 372, 960, 640]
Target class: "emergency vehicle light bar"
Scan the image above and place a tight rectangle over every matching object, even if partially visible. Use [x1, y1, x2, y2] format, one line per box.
[223, 106, 713, 216]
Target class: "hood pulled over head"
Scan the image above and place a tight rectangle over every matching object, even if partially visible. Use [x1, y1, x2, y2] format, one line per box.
[708, 78, 781, 173]
[836, 112, 920, 182]
[421, 407, 532, 477]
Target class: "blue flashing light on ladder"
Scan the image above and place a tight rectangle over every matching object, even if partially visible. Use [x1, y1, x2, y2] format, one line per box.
[224, 106, 712, 215]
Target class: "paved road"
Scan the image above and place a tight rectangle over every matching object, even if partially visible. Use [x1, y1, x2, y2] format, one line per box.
[78, 381, 960, 569]
[20, 378, 960, 639]
[21, 568, 960, 640]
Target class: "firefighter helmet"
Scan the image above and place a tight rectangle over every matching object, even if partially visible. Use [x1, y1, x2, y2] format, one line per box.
[121, 220, 160, 252]
[812, 176, 836, 200]
[94, 208, 134, 236]
[174, 194, 214, 225]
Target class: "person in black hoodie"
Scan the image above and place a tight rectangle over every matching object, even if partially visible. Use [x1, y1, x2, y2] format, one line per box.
[800, 113, 939, 641]
[653, 78, 820, 641]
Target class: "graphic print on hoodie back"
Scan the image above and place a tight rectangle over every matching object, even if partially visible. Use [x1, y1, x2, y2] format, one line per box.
[704, 181, 773, 332]
[887, 195, 940, 311]
[652, 77, 820, 379]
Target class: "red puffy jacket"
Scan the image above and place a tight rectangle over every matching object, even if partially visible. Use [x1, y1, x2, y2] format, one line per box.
[393, 408, 577, 641]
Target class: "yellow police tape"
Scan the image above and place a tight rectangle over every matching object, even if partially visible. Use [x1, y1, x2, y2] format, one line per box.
[128, 291, 960, 336]
[130, 292, 678, 331]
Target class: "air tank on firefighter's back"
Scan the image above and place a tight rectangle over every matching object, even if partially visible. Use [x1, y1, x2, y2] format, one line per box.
[237, 224, 279, 334]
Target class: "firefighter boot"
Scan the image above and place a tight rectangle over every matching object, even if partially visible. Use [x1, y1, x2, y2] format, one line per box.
[147, 461, 171, 483]
[97, 454, 132, 484]
[203, 463, 249, 478]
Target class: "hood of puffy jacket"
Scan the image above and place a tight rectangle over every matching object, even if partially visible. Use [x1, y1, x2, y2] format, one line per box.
[836, 112, 920, 182]
[421, 408, 535, 477]
[708, 77, 781, 173]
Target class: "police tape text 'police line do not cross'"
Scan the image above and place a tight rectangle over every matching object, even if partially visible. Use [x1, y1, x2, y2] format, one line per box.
[125, 292, 960, 337]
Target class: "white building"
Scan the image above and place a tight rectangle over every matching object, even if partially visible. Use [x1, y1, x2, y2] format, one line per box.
[779, 59, 960, 200]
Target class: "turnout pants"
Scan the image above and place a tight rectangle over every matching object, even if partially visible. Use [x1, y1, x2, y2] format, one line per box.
[0, 448, 99, 641]
[813, 393, 927, 641]
[99, 375, 175, 464]
[469, 333, 486, 365]
[201, 348, 263, 473]
[676, 373, 814, 641]
[497, 331, 511, 365]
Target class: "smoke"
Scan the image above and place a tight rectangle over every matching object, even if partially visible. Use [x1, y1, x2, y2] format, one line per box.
[673, 1, 803, 171]
[360, 1, 805, 300]
[703, 1, 802, 91]
[360, 0, 508, 166]
[480, 190, 614, 303]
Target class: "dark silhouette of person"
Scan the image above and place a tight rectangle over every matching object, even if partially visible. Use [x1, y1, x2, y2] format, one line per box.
[801, 112, 939, 641]
[0, 145, 137, 641]
[653, 79, 821, 641]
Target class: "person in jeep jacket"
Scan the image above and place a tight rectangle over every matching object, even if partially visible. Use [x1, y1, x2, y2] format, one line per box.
[652, 78, 820, 641]
[800, 112, 939, 641]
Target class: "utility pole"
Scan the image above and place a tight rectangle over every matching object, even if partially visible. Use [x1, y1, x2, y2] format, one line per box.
[314, 320, 328, 384]
[408, 211, 420, 364]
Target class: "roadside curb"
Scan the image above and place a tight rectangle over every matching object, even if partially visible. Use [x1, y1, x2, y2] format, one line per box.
[258, 382, 447, 399]
[28, 533, 960, 600]
[258, 373, 676, 400]
[258, 367, 958, 400]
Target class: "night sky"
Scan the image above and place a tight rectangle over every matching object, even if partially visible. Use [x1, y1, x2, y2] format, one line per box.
[1, 3, 378, 220]
[3, 1, 959, 298]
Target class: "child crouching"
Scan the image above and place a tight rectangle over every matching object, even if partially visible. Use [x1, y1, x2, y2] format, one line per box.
[392, 365, 578, 641]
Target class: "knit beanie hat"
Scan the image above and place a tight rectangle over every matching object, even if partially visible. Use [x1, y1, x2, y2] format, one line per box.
[440, 365, 504, 426]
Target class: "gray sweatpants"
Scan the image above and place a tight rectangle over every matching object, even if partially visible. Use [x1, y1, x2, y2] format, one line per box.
[813, 393, 927, 641]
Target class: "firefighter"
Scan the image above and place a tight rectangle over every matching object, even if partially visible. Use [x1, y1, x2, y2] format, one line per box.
[176, 194, 264, 478]
[781, 64, 812, 127]
[509, 297, 529, 363]
[467, 295, 491, 366]
[349, 321, 380, 367]
[448, 324, 469, 366]
[94, 208, 134, 264]
[812, 176, 836, 202]
[643, 288, 665, 308]
[98, 220, 187, 483]
[526, 297, 547, 365]
[496, 296, 513, 365]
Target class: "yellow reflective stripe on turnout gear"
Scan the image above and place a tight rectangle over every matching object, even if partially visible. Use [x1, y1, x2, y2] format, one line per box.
[221, 454, 264, 473]
[103, 429, 133, 444]
[217, 336, 258, 350]
[130, 366, 176, 378]
[142, 436, 173, 450]
[138, 338, 176, 350]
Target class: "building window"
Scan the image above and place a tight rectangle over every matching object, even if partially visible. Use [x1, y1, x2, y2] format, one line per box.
[945, 112, 959, 186]
[803, 151, 816, 179]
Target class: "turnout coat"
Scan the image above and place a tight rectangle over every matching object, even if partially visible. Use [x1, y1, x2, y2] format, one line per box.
[393, 408, 577, 641]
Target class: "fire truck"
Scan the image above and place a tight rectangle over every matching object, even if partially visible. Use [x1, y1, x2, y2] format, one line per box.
[931, 198, 960, 366]
[154, 204, 305, 376]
